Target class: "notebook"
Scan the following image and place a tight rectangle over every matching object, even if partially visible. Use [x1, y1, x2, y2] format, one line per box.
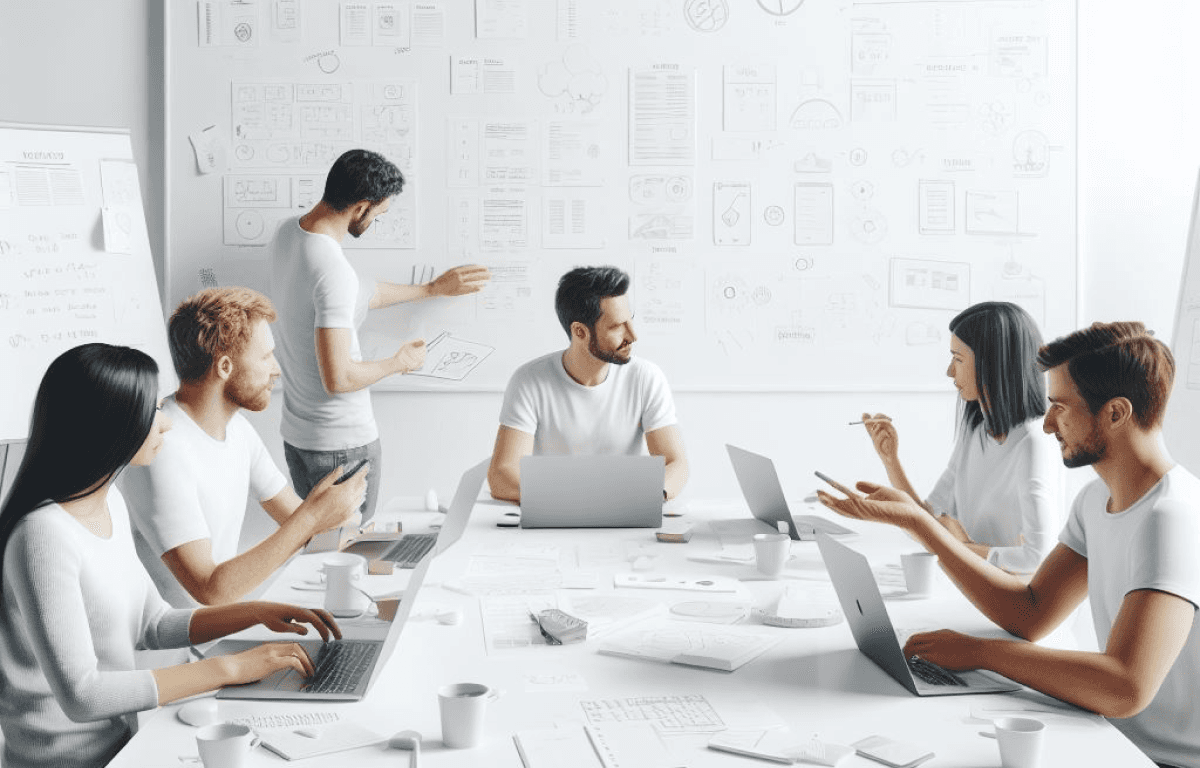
[598, 622, 779, 672]
[210, 551, 434, 701]
[815, 533, 1021, 697]
[520, 455, 664, 528]
[720, 444, 855, 541]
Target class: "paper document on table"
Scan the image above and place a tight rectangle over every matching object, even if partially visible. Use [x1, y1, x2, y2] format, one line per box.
[557, 594, 664, 638]
[481, 594, 558, 651]
[580, 694, 724, 733]
[589, 721, 685, 768]
[598, 621, 779, 672]
[445, 549, 562, 596]
[514, 723, 603, 768]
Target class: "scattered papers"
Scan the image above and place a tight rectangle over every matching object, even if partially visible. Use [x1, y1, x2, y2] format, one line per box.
[580, 694, 724, 733]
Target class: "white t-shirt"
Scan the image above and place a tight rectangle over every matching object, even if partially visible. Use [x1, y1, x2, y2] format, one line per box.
[925, 418, 1061, 573]
[121, 396, 287, 607]
[0, 488, 193, 768]
[269, 216, 377, 450]
[1059, 467, 1200, 768]
[498, 351, 677, 456]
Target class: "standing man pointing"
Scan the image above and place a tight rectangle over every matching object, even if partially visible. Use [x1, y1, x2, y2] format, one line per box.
[270, 149, 489, 523]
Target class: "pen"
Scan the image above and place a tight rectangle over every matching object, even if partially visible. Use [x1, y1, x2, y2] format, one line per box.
[848, 417, 892, 425]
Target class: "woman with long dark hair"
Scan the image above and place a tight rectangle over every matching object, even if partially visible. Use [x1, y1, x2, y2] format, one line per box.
[0, 344, 343, 768]
[860, 301, 1060, 573]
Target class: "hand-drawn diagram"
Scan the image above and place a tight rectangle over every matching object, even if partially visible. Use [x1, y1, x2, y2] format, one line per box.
[1012, 130, 1049, 177]
[538, 46, 607, 114]
[755, 0, 805, 16]
[763, 205, 785, 227]
[630, 174, 694, 240]
[851, 80, 897, 122]
[723, 65, 776, 131]
[889, 258, 970, 311]
[629, 67, 696, 165]
[410, 333, 494, 381]
[793, 183, 833, 245]
[918, 180, 955, 234]
[965, 190, 1020, 235]
[713, 182, 751, 245]
[787, 98, 844, 130]
[683, 0, 728, 33]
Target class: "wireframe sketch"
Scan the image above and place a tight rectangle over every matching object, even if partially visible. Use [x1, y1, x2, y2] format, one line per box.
[756, 0, 805, 16]
[538, 45, 607, 114]
[889, 258, 970, 311]
[409, 333, 494, 381]
[713, 182, 751, 245]
[683, 0, 728, 33]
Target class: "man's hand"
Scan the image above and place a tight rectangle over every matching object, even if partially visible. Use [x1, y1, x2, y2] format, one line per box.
[429, 265, 491, 297]
[817, 480, 927, 530]
[299, 463, 368, 535]
[902, 629, 988, 671]
[394, 339, 426, 373]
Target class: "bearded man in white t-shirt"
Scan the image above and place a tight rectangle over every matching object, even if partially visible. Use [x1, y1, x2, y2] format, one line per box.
[269, 149, 489, 525]
[488, 266, 689, 503]
[122, 287, 367, 606]
[819, 321, 1200, 768]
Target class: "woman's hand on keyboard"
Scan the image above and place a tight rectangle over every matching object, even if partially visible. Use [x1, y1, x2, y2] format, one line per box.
[902, 629, 987, 671]
[223, 642, 317, 684]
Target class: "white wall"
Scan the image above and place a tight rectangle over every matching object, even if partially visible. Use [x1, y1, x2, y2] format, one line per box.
[2, 1, 1197, 521]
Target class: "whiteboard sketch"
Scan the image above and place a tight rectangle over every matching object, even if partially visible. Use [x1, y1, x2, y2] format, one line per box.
[409, 332, 495, 381]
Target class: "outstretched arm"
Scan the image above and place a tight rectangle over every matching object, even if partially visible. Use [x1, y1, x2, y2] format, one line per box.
[904, 588, 1195, 718]
[369, 264, 491, 309]
[818, 481, 1086, 640]
[859, 413, 932, 512]
[488, 426, 533, 502]
[645, 425, 688, 500]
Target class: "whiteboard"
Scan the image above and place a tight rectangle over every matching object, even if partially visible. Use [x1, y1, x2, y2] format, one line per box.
[1164, 169, 1200, 474]
[0, 123, 176, 442]
[165, 0, 1076, 392]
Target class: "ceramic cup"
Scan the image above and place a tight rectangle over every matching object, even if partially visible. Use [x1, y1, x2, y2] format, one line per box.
[995, 716, 1046, 768]
[900, 551, 937, 597]
[196, 723, 260, 768]
[438, 682, 501, 748]
[753, 532, 791, 578]
[322, 552, 369, 618]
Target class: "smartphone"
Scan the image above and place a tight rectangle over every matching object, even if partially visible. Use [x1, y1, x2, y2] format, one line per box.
[814, 470, 855, 496]
[334, 459, 369, 485]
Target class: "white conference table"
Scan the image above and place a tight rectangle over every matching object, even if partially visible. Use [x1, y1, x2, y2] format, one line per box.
[111, 497, 1153, 767]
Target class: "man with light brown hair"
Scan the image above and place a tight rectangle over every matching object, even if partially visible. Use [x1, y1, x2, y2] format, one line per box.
[820, 321, 1200, 768]
[121, 287, 366, 607]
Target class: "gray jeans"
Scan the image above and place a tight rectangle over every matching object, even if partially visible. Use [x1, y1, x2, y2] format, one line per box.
[283, 439, 383, 524]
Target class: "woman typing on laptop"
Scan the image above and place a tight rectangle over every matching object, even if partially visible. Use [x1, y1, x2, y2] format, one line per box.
[857, 302, 1060, 573]
[0, 344, 354, 768]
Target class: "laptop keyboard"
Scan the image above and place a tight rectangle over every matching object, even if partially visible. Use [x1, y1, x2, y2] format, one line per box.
[383, 533, 438, 568]
[301, 641, 378, 694]
[908, 656, 967, 687]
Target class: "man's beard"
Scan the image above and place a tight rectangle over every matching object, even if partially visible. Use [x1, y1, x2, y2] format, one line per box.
[226, 373, 272, 412]
[348, 211, 373, 238]
[1061, 422, 1106, 468]
[588, 334, 631, 365]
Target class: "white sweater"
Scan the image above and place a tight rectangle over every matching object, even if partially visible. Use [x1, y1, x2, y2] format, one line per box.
[0, 488, 193, 768]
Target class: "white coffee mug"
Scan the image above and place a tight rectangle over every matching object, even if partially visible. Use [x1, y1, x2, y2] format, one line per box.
[900, 551, 937, 596]
[196, 723, 260, 768]
[438, 682, 501, 748]
[322, 552, 369, 618]
[753, 532, 791, 578]
[995, 716, 1046, 768]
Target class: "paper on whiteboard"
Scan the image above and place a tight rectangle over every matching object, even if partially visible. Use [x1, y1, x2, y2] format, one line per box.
[409, 332, 494, 381]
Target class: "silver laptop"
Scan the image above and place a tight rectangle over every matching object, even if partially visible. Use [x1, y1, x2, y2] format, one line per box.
[520, 455, 664, 528]
[720, 444, 854, 540]
[211, 551, 434, 701]
[816, 533, 1020, 697]
[341, 458, 488, 565]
